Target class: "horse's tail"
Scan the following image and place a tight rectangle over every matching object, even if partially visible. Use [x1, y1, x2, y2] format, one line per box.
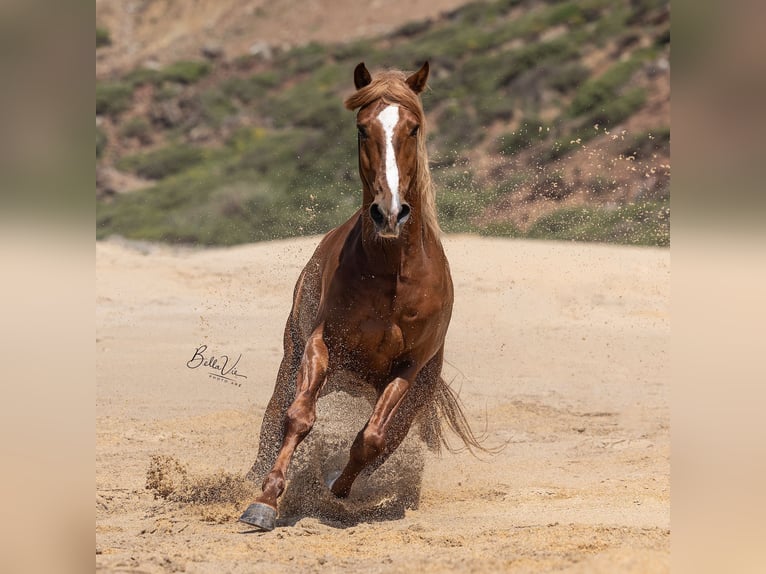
[418, 376, 498, 456]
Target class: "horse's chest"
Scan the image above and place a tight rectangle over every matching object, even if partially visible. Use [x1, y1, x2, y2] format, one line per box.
[324, 282, 435, 372]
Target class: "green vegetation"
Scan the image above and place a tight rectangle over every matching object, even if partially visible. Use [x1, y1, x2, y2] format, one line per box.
[620, 127, 670, 159]
[119, 117, 152, 144]
[549, 63, 590, 93]
[527, 199, 670, 245]
[116, 144, 205, 180]
[97, 145, 357, 245]
[481, 198, 670, 246]
[123, 60, 212, 88]
[593, 87, 646, 126]
[540, 125, 598, 162]
[195, 88, 238, 127]
[160, 60, 212, 84]
[96, 82, 133, 117]
[221, 72, 280, 103]
[96, 126, 107, 158]
[435, 169, 500, 232]
[568, 54, 653, 127]
[96, 27, 111, 49]
[96, 0, 670, 247]
[496, 119, 548, 156]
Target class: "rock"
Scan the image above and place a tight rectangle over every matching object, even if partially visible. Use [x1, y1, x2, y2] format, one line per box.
[248, 42, 273, 60]
[188, 125, 214, 142]
[150, 99, 184, 128]
[201, 43, 224, 60]
[142, 59, 162, 71]
[96, 165, 151, 199]
[646, 57, 670, 77]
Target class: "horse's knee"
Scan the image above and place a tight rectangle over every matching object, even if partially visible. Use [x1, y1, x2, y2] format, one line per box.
[365, 427, 386, 455]
[285, 400, 315, 437]
[351, 426, 385, 462]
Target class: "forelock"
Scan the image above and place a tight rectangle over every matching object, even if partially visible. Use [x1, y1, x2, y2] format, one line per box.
[344, 70, 425, 122]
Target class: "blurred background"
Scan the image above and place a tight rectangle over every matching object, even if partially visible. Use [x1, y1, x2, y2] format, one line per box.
[95, 0, 670, 246]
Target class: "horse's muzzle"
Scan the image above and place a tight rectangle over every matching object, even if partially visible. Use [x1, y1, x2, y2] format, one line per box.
[370, 201, 411, 238]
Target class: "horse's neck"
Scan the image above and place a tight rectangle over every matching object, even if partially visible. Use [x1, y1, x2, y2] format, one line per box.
[359, 211, 426, 277]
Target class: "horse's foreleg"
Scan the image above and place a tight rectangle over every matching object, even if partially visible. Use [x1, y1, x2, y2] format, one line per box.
[245, 317, 303, 483]
[239, 325, 328, 530]
[245, 354, 298, 483]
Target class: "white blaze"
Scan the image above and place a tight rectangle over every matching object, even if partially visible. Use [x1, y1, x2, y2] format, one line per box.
[377, 104, 400, 212]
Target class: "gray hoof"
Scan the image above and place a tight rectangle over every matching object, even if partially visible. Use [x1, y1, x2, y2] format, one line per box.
[238, 502, 277, 531]
[324, 469, 341, 490]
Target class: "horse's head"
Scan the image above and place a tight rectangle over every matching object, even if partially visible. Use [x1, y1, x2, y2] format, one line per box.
[345, 62, 434, 240]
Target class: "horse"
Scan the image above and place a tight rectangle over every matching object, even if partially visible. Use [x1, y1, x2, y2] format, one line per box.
[239, 61, 484, 531]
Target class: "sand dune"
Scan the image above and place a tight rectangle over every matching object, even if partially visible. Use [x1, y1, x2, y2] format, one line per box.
[96, 235, 669, 573]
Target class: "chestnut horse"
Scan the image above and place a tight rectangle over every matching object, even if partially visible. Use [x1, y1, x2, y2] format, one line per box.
[239, 62, 483, 531]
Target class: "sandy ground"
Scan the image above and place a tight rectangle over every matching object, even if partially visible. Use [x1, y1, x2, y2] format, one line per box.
[96, 234, 669, 573]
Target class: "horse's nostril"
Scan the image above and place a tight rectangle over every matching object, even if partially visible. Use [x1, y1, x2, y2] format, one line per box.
[397, 203, 411, 223]
[369, 203, 385, 226]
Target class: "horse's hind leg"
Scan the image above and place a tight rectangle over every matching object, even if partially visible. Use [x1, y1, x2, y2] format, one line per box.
[239, 324, 328, 530]
[329, 376, 416, 498]
[330, 355, 441, 499]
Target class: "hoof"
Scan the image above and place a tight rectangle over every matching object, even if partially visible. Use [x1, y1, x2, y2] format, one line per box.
[324, 469, 341, 490]
[238, 502, 277, 531]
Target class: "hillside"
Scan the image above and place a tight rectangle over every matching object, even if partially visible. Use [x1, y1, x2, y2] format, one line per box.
[96, 0, 670, 246]
[95, 0, 472, 77]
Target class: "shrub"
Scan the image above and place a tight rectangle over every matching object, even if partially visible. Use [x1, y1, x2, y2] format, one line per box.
[96, 27, 111, 49]
[392, 19, 433, 38]
[436, 102, 481, 154]
[545, 2, 587, 27]
[235, 130, 306, 175]
[474, 92, 516, 125]
[620, 126, 670, 159]
[478, 220, 523, 237]
[221, 72, 280, 103]
[589, 87, 646, 127]
[569, 57, 642, 117]
[539, 126, 595, 162]
[96, 126, 107, 158]
[526, 200, 670, 245]
[124, 67, 162, 87]
[276, 42, 328, 75]
[266, 78, 347, 131]
[159, 60, 211, 84]
[117, 144, 205, 180]
[434, 168, 498, 232]
[496, 118, 548, 156]
[96, 82, 133, 116]
[499, 37, 580, 86]
[529, 170, 572, 200]
[124, 61, 211, 87]
[119, 117, 152, 144]
[549, 63, 589, 93]
[195, 88, 237, 127]
[154, 83, 182, 101]
[655, 26, 670, 46]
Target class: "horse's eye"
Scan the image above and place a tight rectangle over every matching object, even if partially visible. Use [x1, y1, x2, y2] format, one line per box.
[410, 125, 420, 137]
[357, 125, 368, 140]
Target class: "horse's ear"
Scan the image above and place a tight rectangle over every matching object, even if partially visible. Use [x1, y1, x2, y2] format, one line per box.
[354, 62, 372, 90]
[405, 61, 429, 94]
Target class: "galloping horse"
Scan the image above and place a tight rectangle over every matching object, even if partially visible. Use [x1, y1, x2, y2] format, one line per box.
[239, 62, 483, 531]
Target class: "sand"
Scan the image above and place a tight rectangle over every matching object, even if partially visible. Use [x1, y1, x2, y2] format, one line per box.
[96, 234, 669, 573]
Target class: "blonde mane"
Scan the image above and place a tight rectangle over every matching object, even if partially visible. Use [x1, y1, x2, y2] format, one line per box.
[344, 70, 441, 238]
